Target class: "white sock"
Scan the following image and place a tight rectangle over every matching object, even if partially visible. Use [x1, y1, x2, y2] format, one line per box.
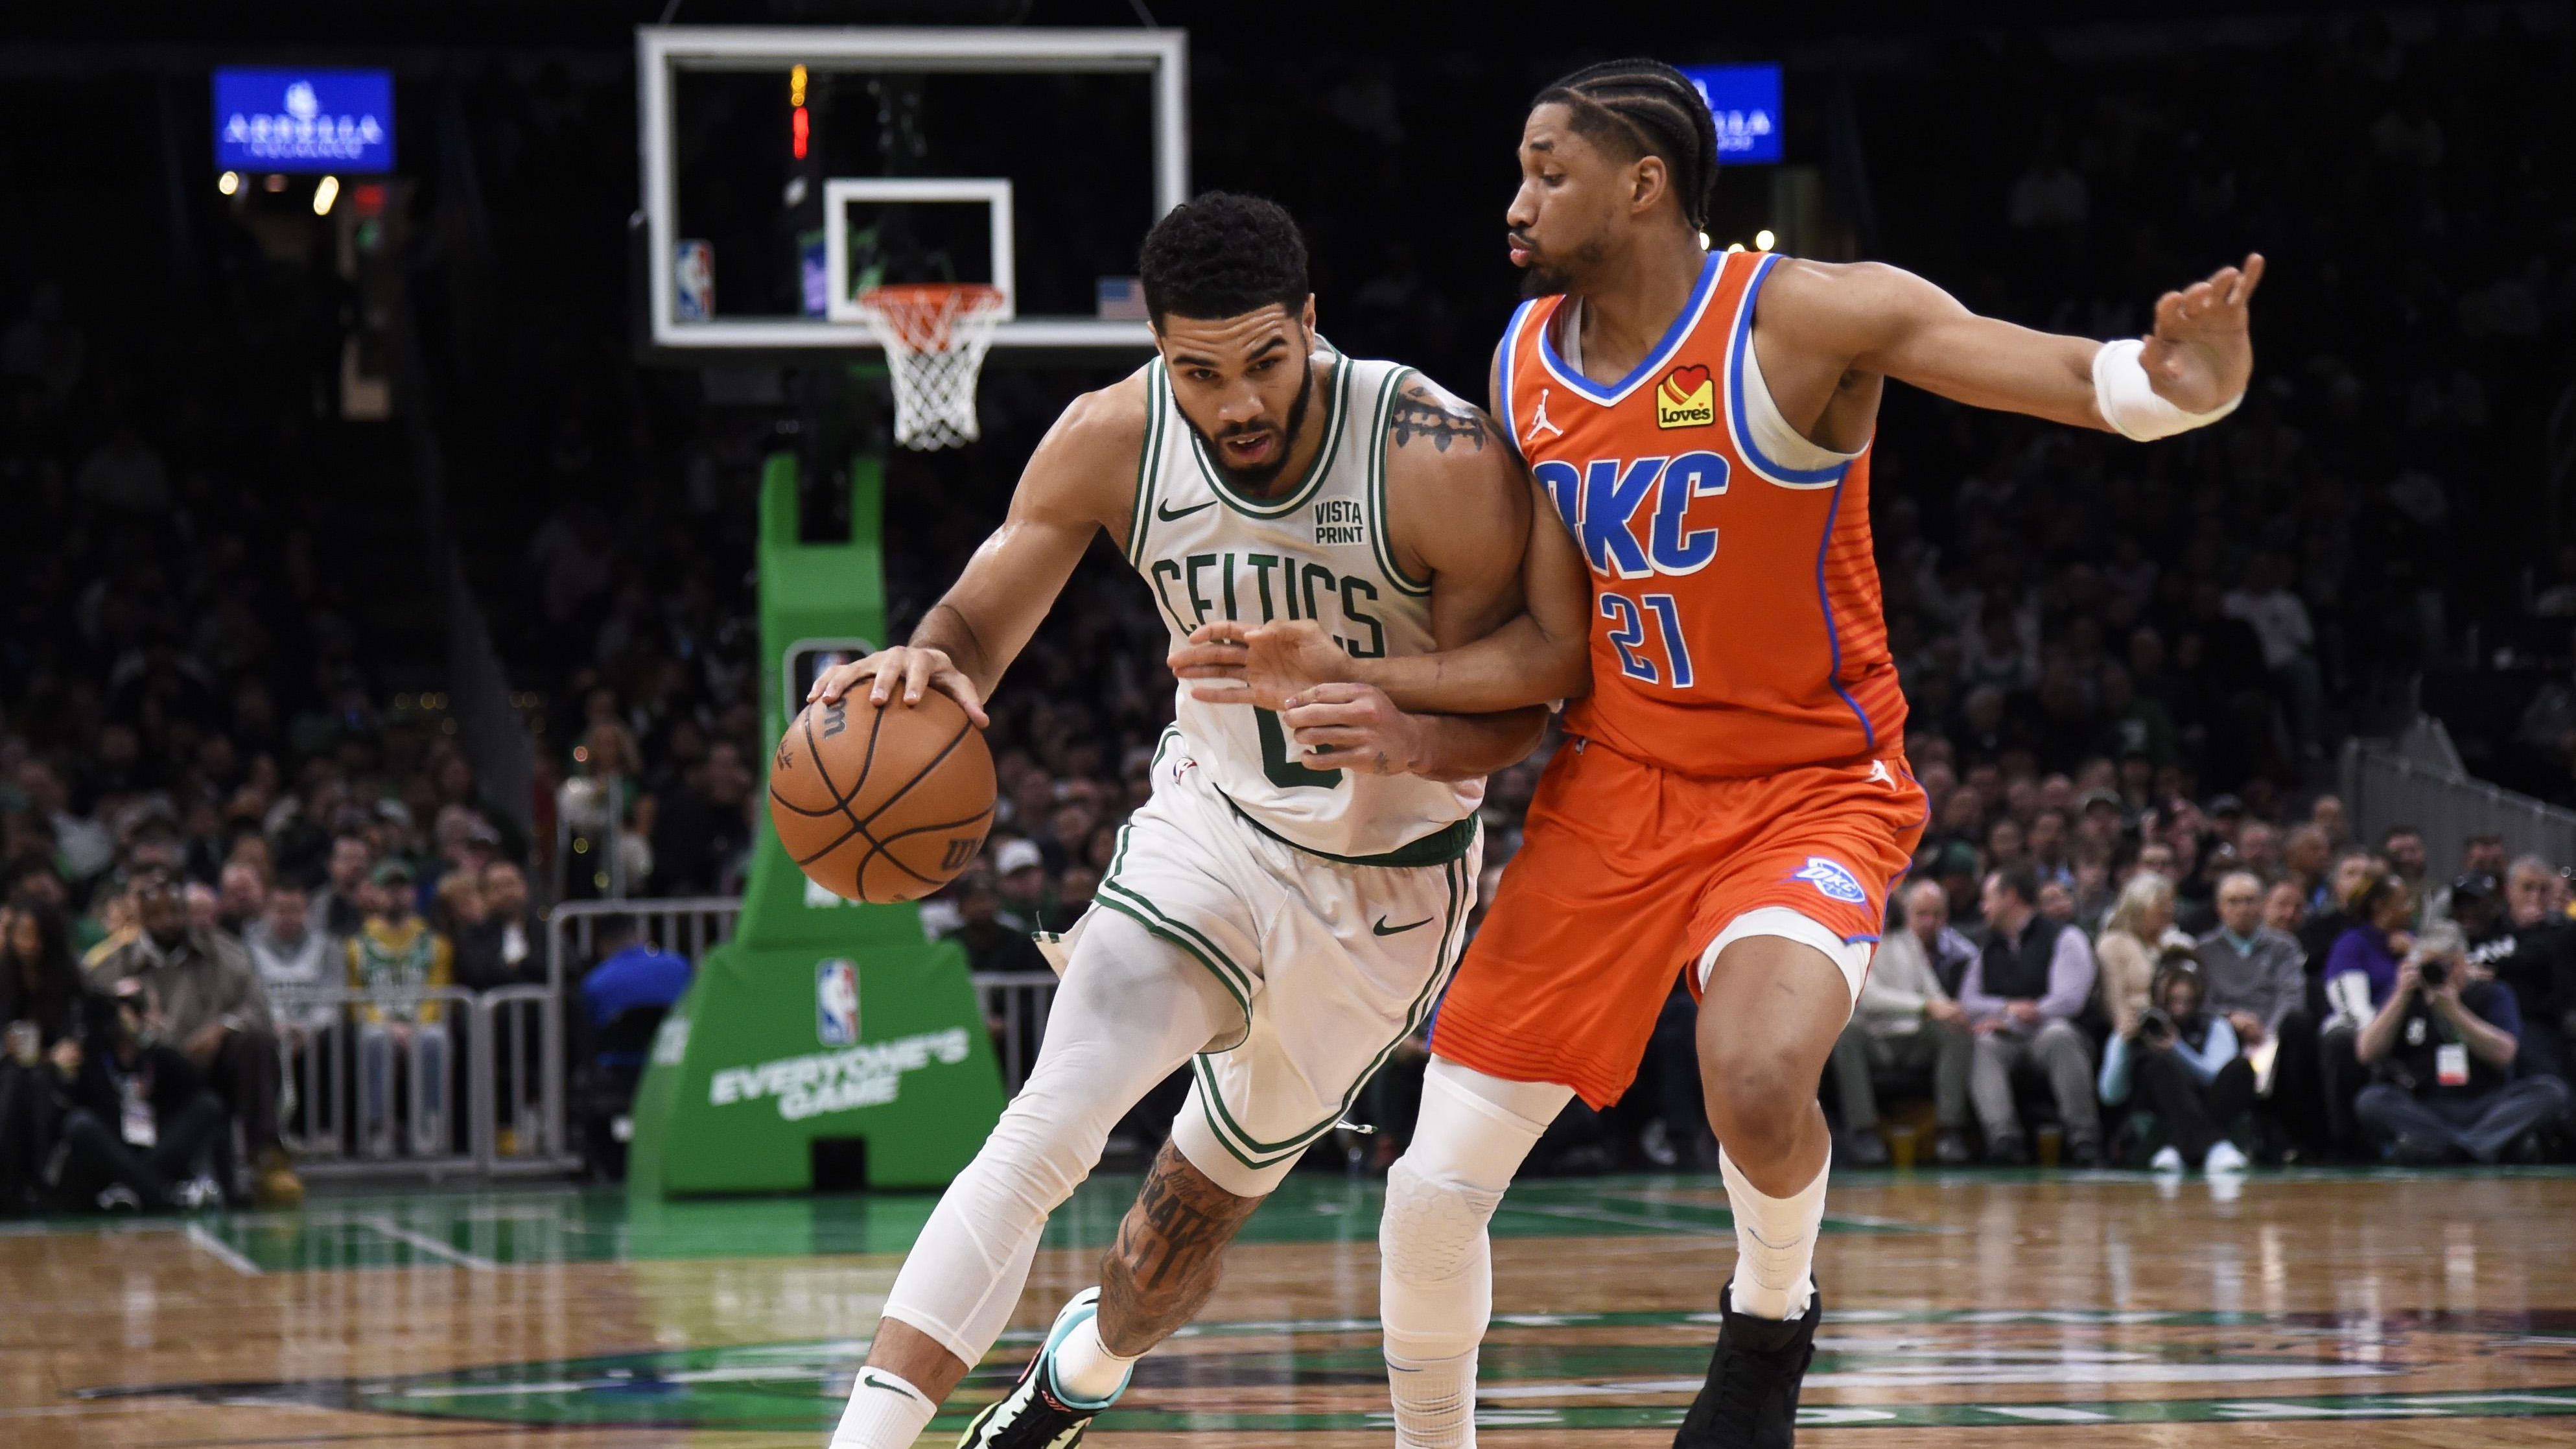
[1050, 1312, 1139, 1404]
[829, 1365, 937, 1449]
[1387, 1347, 1479, 1448]
[1719, 1144, 1829, 1321]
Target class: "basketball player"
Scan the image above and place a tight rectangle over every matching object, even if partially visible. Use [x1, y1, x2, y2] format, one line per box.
[1173, 60, 2261, 1448]
[806, 192, 1544, 1449]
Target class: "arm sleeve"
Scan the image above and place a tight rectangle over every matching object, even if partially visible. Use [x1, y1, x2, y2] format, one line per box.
[2179, 1017, 2238, 1083]
[2097, 1031, 2133, 1105]
[2039, 927, 2098, 1021]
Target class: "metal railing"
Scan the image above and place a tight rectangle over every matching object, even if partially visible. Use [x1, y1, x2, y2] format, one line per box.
[275, 985, 495, 1181]
[2344, 725, 2576, 867]
[270, 901, 1062, 1181]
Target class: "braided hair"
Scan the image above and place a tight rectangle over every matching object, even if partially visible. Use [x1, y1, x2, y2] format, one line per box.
[1532, 59, 1720, 232]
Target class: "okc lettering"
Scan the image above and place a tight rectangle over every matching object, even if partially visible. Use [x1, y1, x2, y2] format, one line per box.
[1532, 451, 1731, 579]
[707, 1027, 973, 1122]
[1147, 550, 1387, 657]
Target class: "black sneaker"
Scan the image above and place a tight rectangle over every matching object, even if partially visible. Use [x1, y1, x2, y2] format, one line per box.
[1672, 1282, 1821, 1448]
[1932, 1129, 1975, 1166]
[956, 1288, 1125, 1448]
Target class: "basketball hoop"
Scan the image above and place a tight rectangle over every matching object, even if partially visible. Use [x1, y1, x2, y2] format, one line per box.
[855, 283, 1006, 451]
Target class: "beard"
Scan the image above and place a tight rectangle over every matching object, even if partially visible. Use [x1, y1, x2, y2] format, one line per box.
[1515, 233, 1607, 299]
[1184, 351, 1315, 492]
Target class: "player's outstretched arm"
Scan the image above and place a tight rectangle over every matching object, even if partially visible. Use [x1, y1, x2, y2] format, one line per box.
[1764, 252, 2263, 435]
[809, 376, 1144, 725]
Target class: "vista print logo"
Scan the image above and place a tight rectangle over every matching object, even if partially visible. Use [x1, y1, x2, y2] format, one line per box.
[213, 69, 395, 170]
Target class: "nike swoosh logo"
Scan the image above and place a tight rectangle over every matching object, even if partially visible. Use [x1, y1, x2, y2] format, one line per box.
[1156, 498, 1217, 521]
[857, 1370, 924, 1403]
[1373, 915, 1433, 936]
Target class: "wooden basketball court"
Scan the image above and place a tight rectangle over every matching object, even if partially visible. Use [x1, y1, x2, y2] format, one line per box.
[8, 1168, 2575, 1448]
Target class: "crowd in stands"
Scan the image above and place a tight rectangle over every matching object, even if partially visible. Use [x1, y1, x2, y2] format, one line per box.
[7, 10, 2574, 1207]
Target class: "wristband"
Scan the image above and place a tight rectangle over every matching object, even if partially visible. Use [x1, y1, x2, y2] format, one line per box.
[2091, 337, 2243, 442]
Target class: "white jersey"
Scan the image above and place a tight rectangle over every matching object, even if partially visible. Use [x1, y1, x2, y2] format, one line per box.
[1123, 346, 1483, 862]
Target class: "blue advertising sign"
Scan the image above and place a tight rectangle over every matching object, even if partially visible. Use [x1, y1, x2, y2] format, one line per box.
[213, 69, 395, 173]
[1680, 64, 1782, 165]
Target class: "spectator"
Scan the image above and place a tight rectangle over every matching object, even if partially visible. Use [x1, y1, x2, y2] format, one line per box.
[472, 860, 544, 987]
[1, 901, 89, 1212]
[946, 878, 1053, 976]
[2382, 827, 2430, 906]
[580, 915, 692, 1052]
[2195, 869, 2308, 1057]
[56, 978, 228, 1210]
[2354, 923, 2572, 1164]
[2325, 872, 2416, 1011]
[2095, 870, 2186, 1038]
[244, 881, 338, 1044]
[649, 740, 755, 896]
[1831, 880, 1975, 1166]
[1961, 867, 2102, 1166]
[346, 860, 454, 1158]
[2425, 835, 2507, 925]
[1045, 866, 1101, 935]
[2469, 861, 2576, 1074]
[215, 860, 267, 938]
[2099, 957, 2253, 1173]
[992, 840, 1048, 934]
[86, 869, 297, 1206]
[2301, 849, 2381, 986]
[2280, 825, 2331, 902]
[2221, 552, 2321, 759]
[310, 832, 374, 940]
[2263, 878, 2306, 935]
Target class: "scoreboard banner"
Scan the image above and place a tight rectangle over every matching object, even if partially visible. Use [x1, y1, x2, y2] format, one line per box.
[1681, 64, 1782, 166]
[214, 68, 395, 173]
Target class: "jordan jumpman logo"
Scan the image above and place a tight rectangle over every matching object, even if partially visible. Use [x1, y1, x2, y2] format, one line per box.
[1526, 387, 1563, 443]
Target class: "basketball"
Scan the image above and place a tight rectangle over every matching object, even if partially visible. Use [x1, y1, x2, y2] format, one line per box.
[768, 689, 995, 903]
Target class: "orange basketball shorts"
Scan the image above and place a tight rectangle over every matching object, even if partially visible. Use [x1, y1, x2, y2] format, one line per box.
[1432, 736, 1927, 1108]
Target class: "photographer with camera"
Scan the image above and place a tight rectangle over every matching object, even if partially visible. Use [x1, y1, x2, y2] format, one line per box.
[2352, 922, 2571, 1164]
[57, 978, 230, 1210]
[2098, 954, 2254, 1172]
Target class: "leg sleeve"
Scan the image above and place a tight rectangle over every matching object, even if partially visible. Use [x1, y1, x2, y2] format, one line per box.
[878, 909, 1245, 1367]
[1380, 1057, 1571, 1361]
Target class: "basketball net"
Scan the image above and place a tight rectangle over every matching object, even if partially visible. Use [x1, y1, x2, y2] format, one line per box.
[855, 283, 1006, 451]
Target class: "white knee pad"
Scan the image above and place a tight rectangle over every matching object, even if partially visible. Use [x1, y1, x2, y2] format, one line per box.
[1379, 1159, 1501, 1361]
[1377, 1060, 1566, 1364]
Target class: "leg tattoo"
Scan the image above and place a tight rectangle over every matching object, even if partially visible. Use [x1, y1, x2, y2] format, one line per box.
[1096, 1140, 1264, 1355]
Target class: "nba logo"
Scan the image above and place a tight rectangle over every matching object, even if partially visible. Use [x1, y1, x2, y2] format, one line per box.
[815, 960, 860, 1046]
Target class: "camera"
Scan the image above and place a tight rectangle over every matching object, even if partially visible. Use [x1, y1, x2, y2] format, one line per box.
[2418, 957, 2450, 991]
[2138, 1006, 2177, 1044]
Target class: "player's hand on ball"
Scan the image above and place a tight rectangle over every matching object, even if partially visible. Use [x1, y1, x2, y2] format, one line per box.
[807, 647, 990, 729]
[1282, 683, 1422, 776]
[1170, 618, 1352, 711]
[2144, 252, 2263, 413]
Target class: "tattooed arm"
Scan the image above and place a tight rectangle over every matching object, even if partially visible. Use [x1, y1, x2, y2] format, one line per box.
[1258, 377, 1547, 779]
[1096, 1140, 1269, 1354]
[1172, 366, 1593, 714]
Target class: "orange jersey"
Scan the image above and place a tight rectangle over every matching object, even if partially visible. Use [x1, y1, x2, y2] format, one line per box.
[1497, 249, 1906, 777]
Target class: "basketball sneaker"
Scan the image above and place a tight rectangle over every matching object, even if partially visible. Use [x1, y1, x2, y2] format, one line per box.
[1672, 1282, 1821, 1449]
[955, 1288, 1129, 1448]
